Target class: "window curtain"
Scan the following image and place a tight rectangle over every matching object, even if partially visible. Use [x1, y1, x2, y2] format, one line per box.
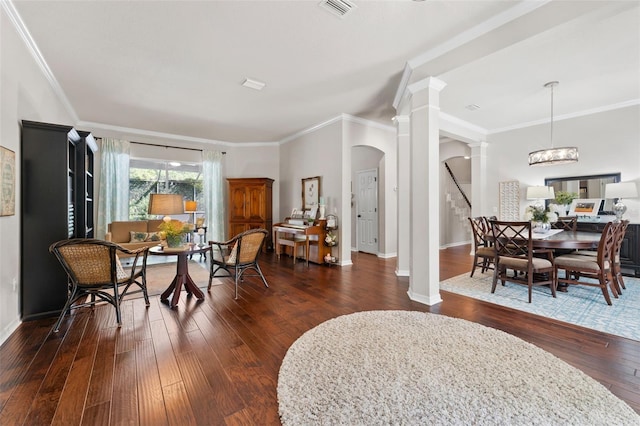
[202, 150, 226, 242]
[96, 138, 130, 239]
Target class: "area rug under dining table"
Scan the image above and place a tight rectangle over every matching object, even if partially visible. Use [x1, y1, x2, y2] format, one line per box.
[277, 311, 639, 425]
[440, 271, 640, 341]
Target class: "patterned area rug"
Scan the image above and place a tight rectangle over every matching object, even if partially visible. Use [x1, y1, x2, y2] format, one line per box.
[440, 272, 640, 341]
[278, 311, 639, 425]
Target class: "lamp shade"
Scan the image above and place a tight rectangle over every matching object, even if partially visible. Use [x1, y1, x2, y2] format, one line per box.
[184, 200, 197, 212]
[148, 193, 185, 215]
[605, 182, 638, 199]
[527, 186, 555, 200]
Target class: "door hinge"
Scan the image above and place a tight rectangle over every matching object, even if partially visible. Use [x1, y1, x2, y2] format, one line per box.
[374, 238, 377, 243]
[375, 208, 377, 212]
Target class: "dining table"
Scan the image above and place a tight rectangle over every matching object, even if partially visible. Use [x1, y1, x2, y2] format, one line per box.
[529, 229, 601, 250]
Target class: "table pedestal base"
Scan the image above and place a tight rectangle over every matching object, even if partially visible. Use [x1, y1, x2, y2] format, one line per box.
[160, 253, 205, 308]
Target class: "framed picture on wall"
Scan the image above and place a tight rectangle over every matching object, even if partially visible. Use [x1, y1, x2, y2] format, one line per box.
[0, 146, 16, 216]
[302, 176, 321, 210]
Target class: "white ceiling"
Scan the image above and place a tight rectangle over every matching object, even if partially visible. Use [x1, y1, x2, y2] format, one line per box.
[9, 0, 640, 144]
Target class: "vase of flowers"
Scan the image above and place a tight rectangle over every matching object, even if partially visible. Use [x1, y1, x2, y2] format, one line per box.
[158, 219, 191, 248]
[524, 205, 557, 233]
[553, 191, 578, 215]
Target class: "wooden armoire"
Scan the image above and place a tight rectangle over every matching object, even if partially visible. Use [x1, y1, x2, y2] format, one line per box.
[228, 178, 274, 251]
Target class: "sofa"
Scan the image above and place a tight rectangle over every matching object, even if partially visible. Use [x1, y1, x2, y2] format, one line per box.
[105, 220, 168, 256]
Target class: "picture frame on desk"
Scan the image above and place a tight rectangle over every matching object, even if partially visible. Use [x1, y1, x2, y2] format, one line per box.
[302, 176, 321, 210]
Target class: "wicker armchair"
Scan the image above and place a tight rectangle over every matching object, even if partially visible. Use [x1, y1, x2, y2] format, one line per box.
[208, 229, 269, 299]
[49, 239, 150, 332]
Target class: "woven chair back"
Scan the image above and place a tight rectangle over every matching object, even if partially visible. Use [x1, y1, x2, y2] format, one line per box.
[56, 242, 127, 285]
[237, 231, 267, 263]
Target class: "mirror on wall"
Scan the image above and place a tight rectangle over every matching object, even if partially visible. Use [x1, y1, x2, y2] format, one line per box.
[545, 173, 621, 213]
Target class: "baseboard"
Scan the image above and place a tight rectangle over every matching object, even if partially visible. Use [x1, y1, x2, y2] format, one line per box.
[440, 240, 472, 249]
[377, 252, 397, 259]
[0, 318, 21, 348]
[396, 269, 410, 277]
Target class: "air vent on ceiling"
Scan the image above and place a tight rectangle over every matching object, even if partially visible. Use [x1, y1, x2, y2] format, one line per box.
[319, 0, 356, 18]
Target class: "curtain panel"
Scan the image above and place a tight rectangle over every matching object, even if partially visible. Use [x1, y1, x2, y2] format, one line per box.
[96, 138, 130, 239]
[203, 150, 226, 241]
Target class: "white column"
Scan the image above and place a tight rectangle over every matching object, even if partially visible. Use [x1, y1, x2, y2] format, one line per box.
[469, 142, 488, 217]
[408, 77, 446, 306]
[394, 115, 410, 276]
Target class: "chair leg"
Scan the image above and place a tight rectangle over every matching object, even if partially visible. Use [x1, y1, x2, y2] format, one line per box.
[53, 289, 78, 333]
[598, 274, 613, 306]
[141, 275, 150, 306]
[254, 263, 269, 288]
[470, 255, 478, 277]
[234, 270, 240, 300]
[112, 284, 122, 326]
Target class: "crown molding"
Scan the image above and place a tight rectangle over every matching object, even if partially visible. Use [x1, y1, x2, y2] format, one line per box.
[279, 113, 394, 145]
[77, 121, 274, 148]
[2, 0, 78, 123]
[488, 99, 640, 134]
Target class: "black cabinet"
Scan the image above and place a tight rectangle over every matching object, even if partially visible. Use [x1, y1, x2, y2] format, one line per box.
[20, 120, 97, 321]
[576, 221, 640, 277]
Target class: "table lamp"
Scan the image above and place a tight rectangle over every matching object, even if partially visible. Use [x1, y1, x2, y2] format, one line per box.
[148, 193, 185, 222]
[605, 182, 638, 222]
[526, 186, 555, 210]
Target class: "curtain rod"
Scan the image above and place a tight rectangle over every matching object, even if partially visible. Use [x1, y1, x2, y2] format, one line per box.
[130, 140, 226, 154]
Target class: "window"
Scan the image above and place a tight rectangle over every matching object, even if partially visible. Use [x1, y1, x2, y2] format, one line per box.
[129, 158, 203, 220]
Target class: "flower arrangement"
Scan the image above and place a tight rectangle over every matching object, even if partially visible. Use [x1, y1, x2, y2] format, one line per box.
[158, 219, 191, 247]
[524, 205, 557, 223]
[324, 231, 337, 246]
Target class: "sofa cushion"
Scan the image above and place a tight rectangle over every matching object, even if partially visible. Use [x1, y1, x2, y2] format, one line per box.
[129, 231, 149, 243]
[109, 221, 149, 244]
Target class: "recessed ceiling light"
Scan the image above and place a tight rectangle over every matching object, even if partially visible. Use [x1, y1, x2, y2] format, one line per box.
[465, 104, 480, 111]
[242, 78, 266, 91]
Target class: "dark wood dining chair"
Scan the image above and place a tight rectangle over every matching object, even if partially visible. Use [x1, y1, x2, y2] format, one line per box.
[554, 221, 619, 305]
[49, 239, 150, 332]
[208, 228, 269, 299]
[611, 220, 630, 294]
[468, 217, 494, 277]
[490, 220, 556, 303]
[551, 216, 577, 232]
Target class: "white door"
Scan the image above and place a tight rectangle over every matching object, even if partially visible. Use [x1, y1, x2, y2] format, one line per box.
[356, 169, 378, 254]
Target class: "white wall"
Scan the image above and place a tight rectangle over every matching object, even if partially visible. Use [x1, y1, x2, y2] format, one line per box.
[0, 8, 75, 344]
[485, 106, 640, 222]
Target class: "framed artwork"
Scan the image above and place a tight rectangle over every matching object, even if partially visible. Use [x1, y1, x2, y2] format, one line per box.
[569, 198, 602, 216]
[0, 146, 16, 216]
[302, 176, 321, 210]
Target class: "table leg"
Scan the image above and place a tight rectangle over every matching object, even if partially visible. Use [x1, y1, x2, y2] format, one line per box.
[161, 253, 205, 308]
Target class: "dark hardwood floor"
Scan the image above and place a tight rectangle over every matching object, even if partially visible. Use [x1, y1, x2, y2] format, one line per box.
[1, 244, 638, 425]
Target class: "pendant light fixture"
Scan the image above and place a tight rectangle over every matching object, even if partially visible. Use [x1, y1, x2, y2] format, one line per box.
[528, 81, 578, 166]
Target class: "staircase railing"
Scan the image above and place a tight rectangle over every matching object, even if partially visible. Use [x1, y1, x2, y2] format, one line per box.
[444, 162, 471, 210]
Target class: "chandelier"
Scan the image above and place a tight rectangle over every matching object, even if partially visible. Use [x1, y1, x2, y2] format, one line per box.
[528, 81, 578, 166]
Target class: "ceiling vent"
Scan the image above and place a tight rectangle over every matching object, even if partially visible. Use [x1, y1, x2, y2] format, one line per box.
[319, 0, 356, 18]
